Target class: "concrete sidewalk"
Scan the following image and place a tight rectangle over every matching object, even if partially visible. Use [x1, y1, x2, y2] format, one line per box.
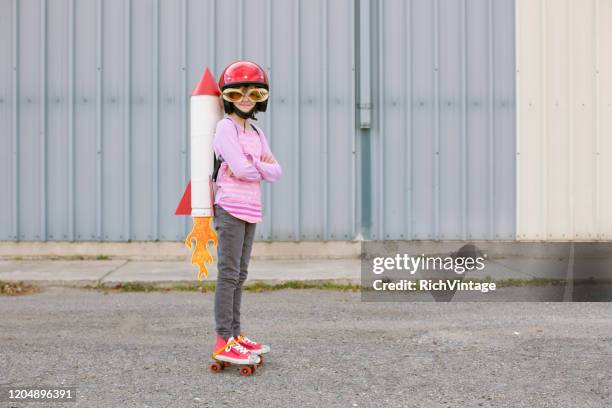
[0, 259, 362, 287]
[0, 255, 596, 287]
[2, 241, 611, 289]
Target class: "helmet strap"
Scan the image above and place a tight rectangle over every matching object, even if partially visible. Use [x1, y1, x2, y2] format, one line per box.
[234, 106, 258, 121]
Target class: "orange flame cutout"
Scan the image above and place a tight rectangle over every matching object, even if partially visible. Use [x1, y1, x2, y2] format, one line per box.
[184, 217, 218, 280]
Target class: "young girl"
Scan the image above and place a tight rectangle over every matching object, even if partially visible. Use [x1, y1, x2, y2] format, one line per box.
[211, 61, 282, 365]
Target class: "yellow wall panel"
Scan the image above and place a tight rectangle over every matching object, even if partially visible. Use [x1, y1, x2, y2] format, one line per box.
[599, 0, 612, 239]
[518, 0, 611, 240]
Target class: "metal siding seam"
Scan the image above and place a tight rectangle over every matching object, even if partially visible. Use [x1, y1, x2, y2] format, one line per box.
[265, 0, 272, 240]
[40, 0, 47, 241]
[488, 0, 495, 239]
[377, 0, 384, 239]
[322, 0, 328, 240]
[541, 0, 547, 239]
[357, 0, 372, 129]
[350, 0, 356, 238]
[594, 0, 600, 239]
[357, 0, 372, 238]
[181, 0, 187, 238]
[515, 0, 521, 239]
[512, 0, 517, 239]
[153, 0, 159, 240]
[293, 0, 300, 240]
[434, 0, 440, 240]
[405, 0, 413, 239]
[12, 0, 19, 240]
[68, 0, 75, 241]
[96, 0, 103, 240]
[461, 0, 467, 239]
[568, 0, 574, 238]
[124, 0, 131, 241]
[354, 1, 361, 238]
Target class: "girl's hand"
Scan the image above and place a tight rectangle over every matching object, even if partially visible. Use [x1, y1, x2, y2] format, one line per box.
[261, 153, 276, 164]
[225, 167, 234, 177]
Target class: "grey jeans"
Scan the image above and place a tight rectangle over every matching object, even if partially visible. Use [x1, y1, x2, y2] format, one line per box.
[213, 204, 256, 339]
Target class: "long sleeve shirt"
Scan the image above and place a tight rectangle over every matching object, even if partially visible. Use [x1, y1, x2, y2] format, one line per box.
[212, 116, 282, 223]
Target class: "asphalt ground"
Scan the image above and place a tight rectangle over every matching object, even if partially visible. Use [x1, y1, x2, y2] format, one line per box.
[1, 287, 611, 408]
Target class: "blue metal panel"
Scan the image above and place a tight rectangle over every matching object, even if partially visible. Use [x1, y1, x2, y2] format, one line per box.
[39, 0, 47, 241]
[0, 0, 15, 240]
[292, 0, 301, 242]
[151, 0, 159, 240]
[439, 0, 463, 239]
[101, 0, 126, 240]
[123, 0, 132, 242]
[493, 0, 517, 239]
[95, 0, 102, 240]
[11, 0, 19, 241]
[180, 0, 188, 239]
[328, 0, 357, 240]
[297, 0, 320, 240]
[368, 0, 516, 240]
[411, 0, 436, 240]
[243, 0, 267, 62]
[73, 0, 97, 240]
[1, 0, 361, 242]
[269, 0, 298, 240]
[47, 0, 69, 240]
[17, 0, 42, 240]
[158, 0, 182, 241]
[130, 0, 154, 240]
[67, 0, 75, 241]
[466, 0, 491, 239]
[322, 0, 329, 240]
[0, 0, 513, 242]
[261, 0, 273, 241]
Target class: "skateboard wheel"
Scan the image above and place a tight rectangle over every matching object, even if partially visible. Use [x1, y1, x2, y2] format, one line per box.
[239, 365, 253, 376]
[210, 362, 223, 373]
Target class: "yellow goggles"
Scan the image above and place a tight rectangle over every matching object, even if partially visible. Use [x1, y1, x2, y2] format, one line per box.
[222, 87, 269, 103]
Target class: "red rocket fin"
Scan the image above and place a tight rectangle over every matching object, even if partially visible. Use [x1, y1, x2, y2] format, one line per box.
[192, 68, 220, 96]
[175, 181, 192, 215]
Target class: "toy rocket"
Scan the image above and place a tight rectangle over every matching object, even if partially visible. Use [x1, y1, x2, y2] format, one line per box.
[176, 67, 223, 217]
[176, 67, 221, 280]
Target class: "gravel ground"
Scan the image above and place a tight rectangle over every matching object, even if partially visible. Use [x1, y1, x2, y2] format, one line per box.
[1, 287, 611, 408]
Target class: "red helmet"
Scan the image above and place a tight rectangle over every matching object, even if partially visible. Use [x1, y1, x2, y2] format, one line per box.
[218, 60, 269, 114]
[218, 60, 269, 91]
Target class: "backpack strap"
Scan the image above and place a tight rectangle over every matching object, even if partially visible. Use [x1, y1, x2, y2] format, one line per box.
[248, 123, 265, 153]
[211, 118, 234, 182]
[249, 122, 260, 134]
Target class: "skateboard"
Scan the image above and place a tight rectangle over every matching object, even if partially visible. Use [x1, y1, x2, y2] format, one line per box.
[209, 355, 264, 376]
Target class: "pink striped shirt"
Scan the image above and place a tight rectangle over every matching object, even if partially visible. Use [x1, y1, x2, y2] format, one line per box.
[213, 117, 282, 223]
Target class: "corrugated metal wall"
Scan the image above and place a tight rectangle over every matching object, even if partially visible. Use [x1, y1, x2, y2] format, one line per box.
[1, 0, 518, 242]
[364, 0, 516, 240]
[517, 0, 612, 240]
[0, 0, 356, 241]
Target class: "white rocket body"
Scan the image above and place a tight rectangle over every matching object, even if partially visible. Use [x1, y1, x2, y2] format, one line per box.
[190, 94, 222, 217]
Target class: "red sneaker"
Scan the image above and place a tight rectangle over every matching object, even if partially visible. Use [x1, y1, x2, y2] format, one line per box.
[212, 336, 260, 365]
[237, 334, 270, 355]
